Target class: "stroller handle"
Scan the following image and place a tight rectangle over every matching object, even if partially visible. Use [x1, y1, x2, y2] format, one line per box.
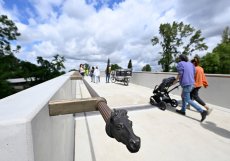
[168, 84, 180, 93]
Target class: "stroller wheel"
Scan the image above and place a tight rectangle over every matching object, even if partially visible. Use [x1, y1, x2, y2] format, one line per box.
[111, 78, 116, 83]
[159, 101, 167, 110]
[150, 96, 155, 105]
[124, 79, 129, 86]
[170, 99, 178, 107]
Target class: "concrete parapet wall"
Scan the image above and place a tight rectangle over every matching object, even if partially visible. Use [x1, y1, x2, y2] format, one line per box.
[130, 72, 230, 108]
[0, 71, 229, 161]
[0, 72, 77, 161]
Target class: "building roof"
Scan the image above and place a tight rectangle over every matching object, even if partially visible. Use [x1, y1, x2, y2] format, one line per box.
[7, 78, 35, 83]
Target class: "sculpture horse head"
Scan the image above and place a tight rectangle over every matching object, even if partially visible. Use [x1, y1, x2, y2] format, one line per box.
[105, 109, 141, 153]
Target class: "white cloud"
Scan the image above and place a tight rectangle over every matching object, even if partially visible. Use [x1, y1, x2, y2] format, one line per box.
[1, 0, 230, 72]
[62, 0, 95, 19]
[33, 41, 58, 57]
[29, 0, 63, 20]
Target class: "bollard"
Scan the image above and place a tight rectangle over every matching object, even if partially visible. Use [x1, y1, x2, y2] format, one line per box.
[83, 79, 141, 153]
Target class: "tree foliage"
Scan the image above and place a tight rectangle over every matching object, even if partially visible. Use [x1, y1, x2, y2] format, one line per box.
[52, 54, 65, 71]
[142, 64, 151, 72]
[84, 63, 90, 70]
[106, 58, 110, 74]
[152, 21, 208, 72]
[127, 59, 132, 69]
[201, 26, 230, 74]
[0, 15, 66, 98]
[0, 79, 16, 98]
[221, 26, 230, 43]
[0, 54, 39, 98]
[0, 15, 21, 55]
[0, 54, 66, 98]
[36, 54, 65, 82]
[200, 52, 220, 73]
[111, 64, 121, 70]
[213, 44, 230, 74]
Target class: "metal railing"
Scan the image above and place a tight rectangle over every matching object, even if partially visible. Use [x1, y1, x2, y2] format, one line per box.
[48, 71, 141, 153]
[83, 78, 141, 153]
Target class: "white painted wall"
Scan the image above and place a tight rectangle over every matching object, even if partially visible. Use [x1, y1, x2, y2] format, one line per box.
[130, 72, 230, 108]
[0, 72, 77, 161]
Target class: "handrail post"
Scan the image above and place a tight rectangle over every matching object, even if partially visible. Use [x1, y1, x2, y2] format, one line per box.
[83, 78, 141, 153]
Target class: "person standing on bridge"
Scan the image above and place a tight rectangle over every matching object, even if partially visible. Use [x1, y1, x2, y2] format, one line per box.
[105, 65, 111, 83]
[90, 66, 95, 82]
[187, 56, 213, 115]
[94, 66, 100, 83]
[174, 54, 208, 122]
[79, 64, 85, 77]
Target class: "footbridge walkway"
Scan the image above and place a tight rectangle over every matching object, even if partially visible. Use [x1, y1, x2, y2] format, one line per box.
[0, 72, 229, 161]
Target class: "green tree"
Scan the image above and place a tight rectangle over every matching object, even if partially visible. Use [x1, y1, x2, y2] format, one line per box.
[52, 54, 65, 71]
[106, 58, 110, 73]
[36, 55, 66, 82]
[36, 56, 52, 82]
[0, 79, 16, 98]
[219, 26, 230, 74]
[200, 52, 220, 73]
[84, 63, 90, 70]
[0, 54, 21, 79]
[213, 44, 230, 74]
[151, 21, 208, 72]
[17, 61, 35, 77]
[0, 15, 22, 98]
[0, 15, 68, 98]
[221, 26, 230, 43]
[0, 55, 31, 98]
[0, 15, 21, 55]
[201, 26, 230, 74]
[111, 64, 121, 70]
[142, 64, 151, 72]
[127, 59, 132, 69]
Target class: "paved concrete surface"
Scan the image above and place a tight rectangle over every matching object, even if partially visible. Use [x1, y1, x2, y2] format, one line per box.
[75, 77, 230, 161]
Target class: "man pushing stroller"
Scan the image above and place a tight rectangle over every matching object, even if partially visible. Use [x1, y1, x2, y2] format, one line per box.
[173, 54, 208, 122]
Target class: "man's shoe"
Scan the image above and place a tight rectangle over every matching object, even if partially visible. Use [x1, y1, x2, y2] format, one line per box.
[176, 109, 186, 115]
[201, 110, 207, 122]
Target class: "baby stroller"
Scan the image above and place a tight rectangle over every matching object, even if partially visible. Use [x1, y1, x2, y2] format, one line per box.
[150, 77, 180, 110]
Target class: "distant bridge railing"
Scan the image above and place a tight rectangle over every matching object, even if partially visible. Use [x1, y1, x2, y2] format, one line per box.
[130, 72, 230, 108]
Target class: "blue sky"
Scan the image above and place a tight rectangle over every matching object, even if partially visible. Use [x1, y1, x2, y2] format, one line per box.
[3, 0, 125, 23]
[86, 0, 125, 11]
[1, 0, 230, 71]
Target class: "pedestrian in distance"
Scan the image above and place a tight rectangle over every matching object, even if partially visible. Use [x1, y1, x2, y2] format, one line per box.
[90, 66, 95, 82]
[79, 64, 85, 77]
[188, 56, 213, 115]
[105, 65, 111, 83]
[94, 66, 100, 83]
[174, 54, 208, 122]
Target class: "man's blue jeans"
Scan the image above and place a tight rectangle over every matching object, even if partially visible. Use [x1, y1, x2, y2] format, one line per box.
[181, 85, 204, 113]
[106, 74, 110, 83]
